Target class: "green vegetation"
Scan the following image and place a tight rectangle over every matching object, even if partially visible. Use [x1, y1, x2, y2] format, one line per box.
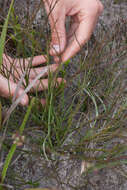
[0, 1, 127, 189]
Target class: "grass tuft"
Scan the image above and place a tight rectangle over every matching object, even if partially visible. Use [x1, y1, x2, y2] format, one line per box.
[0, 1, 127, 189]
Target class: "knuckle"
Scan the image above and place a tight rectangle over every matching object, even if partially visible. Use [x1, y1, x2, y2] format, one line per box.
[52, 30, 65, 40]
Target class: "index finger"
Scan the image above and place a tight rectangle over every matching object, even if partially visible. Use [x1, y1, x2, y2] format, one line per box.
[16, 55, 47, 67]
[61, 14, 98, 63]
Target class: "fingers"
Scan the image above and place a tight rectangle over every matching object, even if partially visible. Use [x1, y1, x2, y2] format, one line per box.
[1, 58, 64, 106]
[44, 0, 66, 55]
[28, 64, 59, 79]
[10, 64, 59, 81]
[61, 16, 97, 62]
[15, 55, 47, 68]
[0, 74, 29, 106]
[61, 2, 102, 62]
[67, 18, 79, 43]
[3, 54, 47, 73]
[26, 55, 47, 66]
[50, 15, 66, 55]
[33, 0, 103, 63]
[30, 78, 65, 92]
[3, 55, 50, 82]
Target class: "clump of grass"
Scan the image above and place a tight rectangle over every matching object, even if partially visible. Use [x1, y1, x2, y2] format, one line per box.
[0, 1, 127, 189]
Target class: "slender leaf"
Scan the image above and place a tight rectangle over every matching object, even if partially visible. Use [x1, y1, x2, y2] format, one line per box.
[1, 98, 35, 185]
[0, 0, 15, 67]
[1, 144, 16, 183]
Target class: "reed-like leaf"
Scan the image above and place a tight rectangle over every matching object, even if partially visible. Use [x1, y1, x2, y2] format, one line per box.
[0, 0, 14, 68]
[1, 144, 17, 183]
[1, 98, 35, 185]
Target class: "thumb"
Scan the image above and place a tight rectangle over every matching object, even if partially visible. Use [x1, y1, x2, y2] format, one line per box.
[44, 1, 66, 55]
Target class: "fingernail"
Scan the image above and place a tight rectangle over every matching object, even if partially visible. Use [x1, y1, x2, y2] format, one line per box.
[20, 97, 29, 106]
[52, 45, 60, 53]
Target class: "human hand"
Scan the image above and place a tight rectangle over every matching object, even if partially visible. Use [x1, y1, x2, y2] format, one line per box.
[0, 54, 63, 106]
[43, 0, 103, 62]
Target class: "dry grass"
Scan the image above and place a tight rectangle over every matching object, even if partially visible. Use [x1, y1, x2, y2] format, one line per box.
[0, 1, 127, 189]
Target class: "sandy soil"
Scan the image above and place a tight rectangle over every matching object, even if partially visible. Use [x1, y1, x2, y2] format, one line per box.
[0, 0, 127, 190]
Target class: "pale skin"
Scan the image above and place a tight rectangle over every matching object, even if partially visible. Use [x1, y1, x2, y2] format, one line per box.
[0, 54, 63, 106]
[44, 0, 104, 62]
[0, 0, 103, 105]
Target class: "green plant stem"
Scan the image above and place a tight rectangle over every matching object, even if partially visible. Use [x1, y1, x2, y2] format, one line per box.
[19, 97, 35, 134]
[0, 0, 14, 67]
[0, 98, 35, 187]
